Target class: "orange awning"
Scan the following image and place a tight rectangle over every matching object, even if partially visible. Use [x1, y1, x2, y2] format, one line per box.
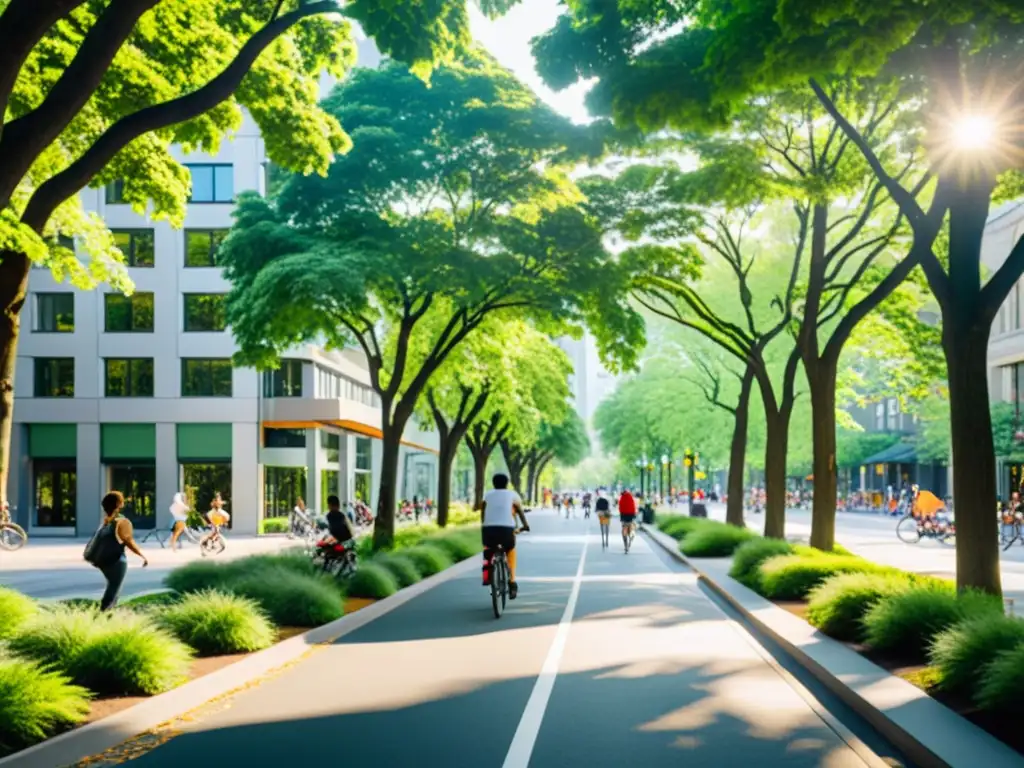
[262, 419, 437, 454]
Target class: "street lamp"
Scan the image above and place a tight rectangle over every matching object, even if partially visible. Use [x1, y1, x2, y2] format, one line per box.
[661, 454, 669, 503]
[683, 449, 697, 515]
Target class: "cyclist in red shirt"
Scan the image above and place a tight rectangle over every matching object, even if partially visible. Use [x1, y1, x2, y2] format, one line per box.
[617, 489, 638, 552]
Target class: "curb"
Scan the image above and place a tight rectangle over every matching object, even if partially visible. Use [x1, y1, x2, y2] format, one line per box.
[0, 556, 479, 768]
[643, 525, 1024, 768]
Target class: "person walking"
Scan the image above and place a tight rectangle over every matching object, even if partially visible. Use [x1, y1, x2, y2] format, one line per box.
[83, 491, 148, 611]
[169, 491, 189, 551]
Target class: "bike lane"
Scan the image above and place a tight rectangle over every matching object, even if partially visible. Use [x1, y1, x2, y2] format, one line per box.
[94, 513, 883, 767]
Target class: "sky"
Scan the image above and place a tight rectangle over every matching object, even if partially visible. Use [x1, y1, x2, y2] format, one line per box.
[467, 0, 593, 124]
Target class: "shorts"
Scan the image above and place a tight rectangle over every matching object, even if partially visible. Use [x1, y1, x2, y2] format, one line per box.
[620, 514, 636, 525]
[597, 514, 611, 524]
[482, 526, 516, 552]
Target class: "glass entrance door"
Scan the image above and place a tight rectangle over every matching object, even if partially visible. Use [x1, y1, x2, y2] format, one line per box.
[33, 461, 77, 529]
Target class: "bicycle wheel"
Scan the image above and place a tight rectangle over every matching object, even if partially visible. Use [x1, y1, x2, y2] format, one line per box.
[491, 556, 506, 619]
[896, 515, 921, 544]
[0, 523, 26, 551]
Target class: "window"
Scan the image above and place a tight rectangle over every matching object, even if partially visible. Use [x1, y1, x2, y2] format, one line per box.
[105, 180, 126, 204]
[182, 464, 231, 528]
[185, 164, 233, 203]
[356, 436, 372, 471]
[181, 358, 233, 397]
[263, 428, 306, 449]
[183, 293, 227, 332]
[105, 292, 154, 332]
[184, 229, 229, 267]
[315, 364, 379, 406]
[263, 359, 303, 397]
[263, 466, 307, 518]
[34, 358, 74, 397]
[34, 462, 76, 528]
[35, 293, 74, 332]
[105, 358, 154, 397]
[111, 229, 155, 267]
[321, 430, 340, 463]
[874, 402, 884, 431]
[108, 464, 156, 530]
[321, 470, 339, 502]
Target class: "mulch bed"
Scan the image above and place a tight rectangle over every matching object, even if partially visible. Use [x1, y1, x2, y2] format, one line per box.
[768, 596, 1022, 755]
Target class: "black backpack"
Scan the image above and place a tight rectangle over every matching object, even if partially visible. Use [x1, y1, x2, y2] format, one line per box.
[83, 519, 124, 568]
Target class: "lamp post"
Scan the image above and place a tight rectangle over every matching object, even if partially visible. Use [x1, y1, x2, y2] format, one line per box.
[661, 455, 669, 504]
[634, 459, 643, 494]
[684, 449, 696, 515]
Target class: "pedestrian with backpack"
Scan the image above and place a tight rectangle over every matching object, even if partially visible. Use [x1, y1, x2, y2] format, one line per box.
[84, 491, 148, 610]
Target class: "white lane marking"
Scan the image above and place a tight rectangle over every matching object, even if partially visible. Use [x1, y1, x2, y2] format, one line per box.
[502, 542, 588, 768]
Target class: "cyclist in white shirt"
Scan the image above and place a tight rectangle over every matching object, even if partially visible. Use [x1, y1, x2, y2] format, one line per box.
[481, 473, 530, 599]
[169, 491, 189, 551]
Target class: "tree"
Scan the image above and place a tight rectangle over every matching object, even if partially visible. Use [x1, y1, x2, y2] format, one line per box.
[0, 0, 498, 507]
[522, 410, 590, 502]
[540, 0, 1024, 594]
[221, 55, 641, 548]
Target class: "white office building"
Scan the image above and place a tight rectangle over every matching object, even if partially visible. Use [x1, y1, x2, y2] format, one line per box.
[6, 40, 436, 537]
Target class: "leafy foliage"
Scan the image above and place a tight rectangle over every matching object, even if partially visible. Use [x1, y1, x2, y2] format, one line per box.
[976, 643, 1024, 712]
[0, 651, 90, 758]
[373, 554, 423, 588]
[929, 614, 1024, 697]
[679, 524, 756, 557]
[403, 545, 454, 577]
[344, 563, 400, 600]
[757, 553, 887, 601]
[728, 538, 795, 587]
[0, 587, 37, 640]
[806, 572, 913, 641]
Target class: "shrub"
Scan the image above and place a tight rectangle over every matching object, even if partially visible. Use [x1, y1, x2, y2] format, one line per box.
[680, 524, 756, 557]
[259, 517, 290, 534]
[393, 524, 441, 550]
[123, 591, 181, 611]
[976, 643, 1024, 711]
[729, 539, 794, 587]
[929, 613, 1024, 695]
[447, 503, 479, 527]
[426, 531, 480, 561]
[235, 552, 321, 580]
[0, 588, 37, 640]
[806, 573, 914, 641]
[164, 560, 231, 594]
[68, 612, 193, 695]
[228, 569, 344, 627]
[12, 608, 192, 696]
[658, 516, 707, 540]
[157, 591, 275, 656]
[344, 563, 399, 600]
[403, 545, 453, 577]
[375, 554, 423, 588]
[863, 585, 1002, 660]
[757, 554, 887, 600]
[0, 652, 90, 758]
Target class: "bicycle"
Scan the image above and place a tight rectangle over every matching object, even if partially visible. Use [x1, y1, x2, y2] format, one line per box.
[313, 539, 358, 578]
[896, 512, 955, 546]
[200, 527, 227, 556]
[487, 528, 525, 619]
[1001, 511, 1023, 550]
[0, 504, 27, 551]
[622, 517, 636, 553]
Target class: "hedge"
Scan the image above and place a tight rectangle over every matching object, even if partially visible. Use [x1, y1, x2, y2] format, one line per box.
[259, 517, 291, 534]
[757, 553, 888, 601]
[806, 572, 914, 641]
[729, 538, 795, 588]
[680, 524, 757, 557]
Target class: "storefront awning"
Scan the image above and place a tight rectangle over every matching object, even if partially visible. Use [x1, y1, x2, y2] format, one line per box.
[861, 441, 918, 465]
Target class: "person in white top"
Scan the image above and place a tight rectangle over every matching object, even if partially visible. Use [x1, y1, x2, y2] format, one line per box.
[169, 491, 189, 551]
[481, 473, 530, 599]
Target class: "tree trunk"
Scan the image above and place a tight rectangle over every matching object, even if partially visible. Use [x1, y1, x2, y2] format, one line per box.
[807, 360, 839, 551]
[725, 368, 754, 527]
[469, 444, 489, 510]
[762, 410, 788, 539]
[946, 326, 1001, 595]
[0, 251, 29, 506]
[372, 426, 402, 550]
[436, 437, 458, 528]
[525, 458, 538, 505]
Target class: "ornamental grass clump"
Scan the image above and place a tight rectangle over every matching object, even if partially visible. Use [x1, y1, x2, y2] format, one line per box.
[157, 591, 275, 656]
[0, 651, 90, 758]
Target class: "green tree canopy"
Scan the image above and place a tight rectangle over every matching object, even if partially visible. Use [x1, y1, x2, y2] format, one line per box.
[222, 54, 639, 545]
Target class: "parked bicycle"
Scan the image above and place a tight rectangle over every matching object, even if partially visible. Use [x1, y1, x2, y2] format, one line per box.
[0, 502, 26, 551]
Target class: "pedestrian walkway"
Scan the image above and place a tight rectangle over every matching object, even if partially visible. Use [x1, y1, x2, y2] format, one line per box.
[85, 511, 886, 767]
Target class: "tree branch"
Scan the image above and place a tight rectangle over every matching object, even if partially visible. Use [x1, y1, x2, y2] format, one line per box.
[981, 234, 1024, 322]
[20, 0, 340, 230]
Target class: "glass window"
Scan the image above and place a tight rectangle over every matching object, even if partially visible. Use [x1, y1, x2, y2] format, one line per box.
[354, 471, 370, 505]
[105, 358, 154, 397]
[105, 180, 126, 204]
[263, 466, 307, 518]
[262, 359, 303, 397]
[183, 293, 227, 332]
[184, 229, 229, 267]
[105, 292, 154, 332]
[874, 402, 884, 430]
[34, 358, 74, 397]
[263, 428, 306, 448]
[33, 461, 76, 528]
[35, 293, 74, 332]
[320, 430, 340, 463]
[108, 464, 156, 530]
[356, 437, 371, 471]
[321, 470, 339, 502]
[111, 229, 155, 267]
[182, 463, 232, 528]
[185, 164, 233, 203]
[181, 358, 233, 396]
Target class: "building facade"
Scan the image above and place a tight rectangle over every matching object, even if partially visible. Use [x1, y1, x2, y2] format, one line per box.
[6, 49, 437, 537]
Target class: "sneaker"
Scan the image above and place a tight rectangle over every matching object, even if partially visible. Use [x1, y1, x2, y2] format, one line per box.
[509, 581, 519, 600]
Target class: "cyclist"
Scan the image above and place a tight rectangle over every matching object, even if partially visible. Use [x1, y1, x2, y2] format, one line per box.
[582, 491, 593, 519]
[200, 492, 229, 551]
[617, 488, 637, 552]
[481, 473, 529, 599]
[595, 493, 611, 546]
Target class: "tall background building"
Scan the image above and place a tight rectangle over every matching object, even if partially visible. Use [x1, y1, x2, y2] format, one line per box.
[6, 36, 437, 538]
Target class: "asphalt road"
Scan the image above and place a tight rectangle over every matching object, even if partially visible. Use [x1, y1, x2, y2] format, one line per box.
[105, 510, 895, 768]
